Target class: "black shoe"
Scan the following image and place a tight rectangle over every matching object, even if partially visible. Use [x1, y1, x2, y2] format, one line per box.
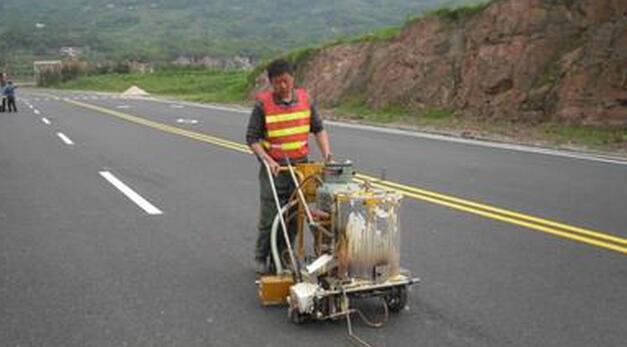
[254, 257, 268, 275]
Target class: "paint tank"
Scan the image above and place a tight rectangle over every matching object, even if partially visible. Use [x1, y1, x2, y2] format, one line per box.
[335, 190, 402, 282]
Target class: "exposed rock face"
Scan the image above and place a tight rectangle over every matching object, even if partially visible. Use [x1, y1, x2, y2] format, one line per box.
[259, 0, 627, 126]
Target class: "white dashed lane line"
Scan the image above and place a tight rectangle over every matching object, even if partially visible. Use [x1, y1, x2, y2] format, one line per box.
[56, 132, 75, 146]
[99, 171, 163, 215]
[41, 117, 51, 125]
[176, 118, 199, 124]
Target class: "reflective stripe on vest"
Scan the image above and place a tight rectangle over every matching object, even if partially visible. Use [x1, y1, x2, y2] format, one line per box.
[265, 110, 310, 124]
[268, 125, 310, 138]
[260, 140, 307, 151]
[256, 88, 311, 160]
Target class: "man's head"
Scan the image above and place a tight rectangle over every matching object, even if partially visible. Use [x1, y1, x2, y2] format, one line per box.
[267, 59, 294, 101]
[7, 81, 12, 85]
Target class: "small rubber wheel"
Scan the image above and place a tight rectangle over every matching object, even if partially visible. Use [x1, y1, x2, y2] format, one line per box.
[385, 285, 408, 313]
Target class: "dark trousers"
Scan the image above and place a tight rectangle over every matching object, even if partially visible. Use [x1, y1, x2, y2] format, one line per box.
[7, 96, 16, 112]
[256, 166, 297, 263]
[0, 97, 5, 112]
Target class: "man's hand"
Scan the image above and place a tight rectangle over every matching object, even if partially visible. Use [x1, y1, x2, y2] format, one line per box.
[324, 152, 334, 163]
[266, 157, 281, 176]
[250, 142, 281, 176]
[314, 130, 332, 163]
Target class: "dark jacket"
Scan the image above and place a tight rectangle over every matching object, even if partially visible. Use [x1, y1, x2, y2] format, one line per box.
[3, 85, 16, 98]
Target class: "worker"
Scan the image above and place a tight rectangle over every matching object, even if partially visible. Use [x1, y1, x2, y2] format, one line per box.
[4, 81, 17, 113]
[246, 59, 332, 275]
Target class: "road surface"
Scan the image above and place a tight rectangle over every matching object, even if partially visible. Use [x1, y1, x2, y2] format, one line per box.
[1, 89, 625, 347]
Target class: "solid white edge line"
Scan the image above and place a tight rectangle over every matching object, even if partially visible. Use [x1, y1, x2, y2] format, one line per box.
[56, 132, 74, 145]
[62, 93, 627, 166]
[41, 117, 51, 125]
[176, 100, 627, 166]
[99, 171, 163, 215]
[325, 121, 627, 166]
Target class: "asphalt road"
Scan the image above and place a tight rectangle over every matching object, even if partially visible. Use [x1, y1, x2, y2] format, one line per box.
[1, 89, 626, 347]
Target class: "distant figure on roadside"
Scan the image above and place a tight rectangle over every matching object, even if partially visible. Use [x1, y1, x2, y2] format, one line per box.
[4, 81, 18, 113]
[0, 77, 6, 113]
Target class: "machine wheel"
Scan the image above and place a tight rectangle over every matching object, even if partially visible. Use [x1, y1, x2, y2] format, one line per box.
[385, 285, 408, 313]
[288, 307, 307, 324]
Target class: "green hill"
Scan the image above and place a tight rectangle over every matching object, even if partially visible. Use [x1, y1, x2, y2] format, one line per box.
[0, 0, 481, 74]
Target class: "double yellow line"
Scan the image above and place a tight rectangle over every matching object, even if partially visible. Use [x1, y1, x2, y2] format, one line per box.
[353, 174, 627, 255]
[65, 99, 627, 255]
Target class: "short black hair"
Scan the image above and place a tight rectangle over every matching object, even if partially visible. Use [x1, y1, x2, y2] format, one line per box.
[267, 59, 293, 80]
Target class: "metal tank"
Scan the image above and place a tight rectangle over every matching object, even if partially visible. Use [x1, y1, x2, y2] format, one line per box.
[316, 160, 402, 282]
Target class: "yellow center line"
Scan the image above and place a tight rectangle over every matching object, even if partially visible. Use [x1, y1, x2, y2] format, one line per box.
[66, 99, 252, 154]
[353, 178, 627, 255]
[355, 173, 627, 247]
[64, 99, 627, 255]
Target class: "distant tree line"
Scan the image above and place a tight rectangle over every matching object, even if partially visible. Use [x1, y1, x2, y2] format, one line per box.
[0, 0, 477, 66]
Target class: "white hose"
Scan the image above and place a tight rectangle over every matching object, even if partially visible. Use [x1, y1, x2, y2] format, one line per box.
[270, 200, 299, 274]
[263, 161, 300, 281]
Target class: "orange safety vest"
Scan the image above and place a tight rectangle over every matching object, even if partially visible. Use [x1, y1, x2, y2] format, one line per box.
[257, 88, 311, 161]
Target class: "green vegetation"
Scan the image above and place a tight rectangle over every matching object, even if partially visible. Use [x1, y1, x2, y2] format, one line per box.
[333, 25, 403, 45]
[422, 107, 455, 120]
[335, 93, 411, 123]
[0, 0, 474, 69]
[329, 0, 491, 45]
[332, 97, 625, 151]
[427, 1, 492, 21]
[338, 101, 457, 125]
[540, 124, 627, 149]
[56, 68, 249, 103]
[355, 26, 403, 43]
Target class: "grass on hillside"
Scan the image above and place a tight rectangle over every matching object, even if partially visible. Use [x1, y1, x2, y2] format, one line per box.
[254, 0, 491, 76]
[325, 1, 490, 46]
[55, 68, 249, 103]
[426, 1, 492, 21]
[333, 100, 626, 152]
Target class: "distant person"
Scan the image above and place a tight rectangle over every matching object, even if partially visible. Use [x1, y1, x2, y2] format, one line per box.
[0, 77, 6, 113]
[4, 81, 18, 113]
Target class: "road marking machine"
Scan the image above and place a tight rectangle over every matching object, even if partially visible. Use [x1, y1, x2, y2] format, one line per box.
[257, 158, 419, 346]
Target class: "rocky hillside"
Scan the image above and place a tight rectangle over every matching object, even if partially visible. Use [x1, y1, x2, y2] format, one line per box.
[262, 0, 627, 126]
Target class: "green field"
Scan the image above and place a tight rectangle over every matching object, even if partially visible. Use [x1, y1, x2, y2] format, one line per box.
[56, 68, 249, 104]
